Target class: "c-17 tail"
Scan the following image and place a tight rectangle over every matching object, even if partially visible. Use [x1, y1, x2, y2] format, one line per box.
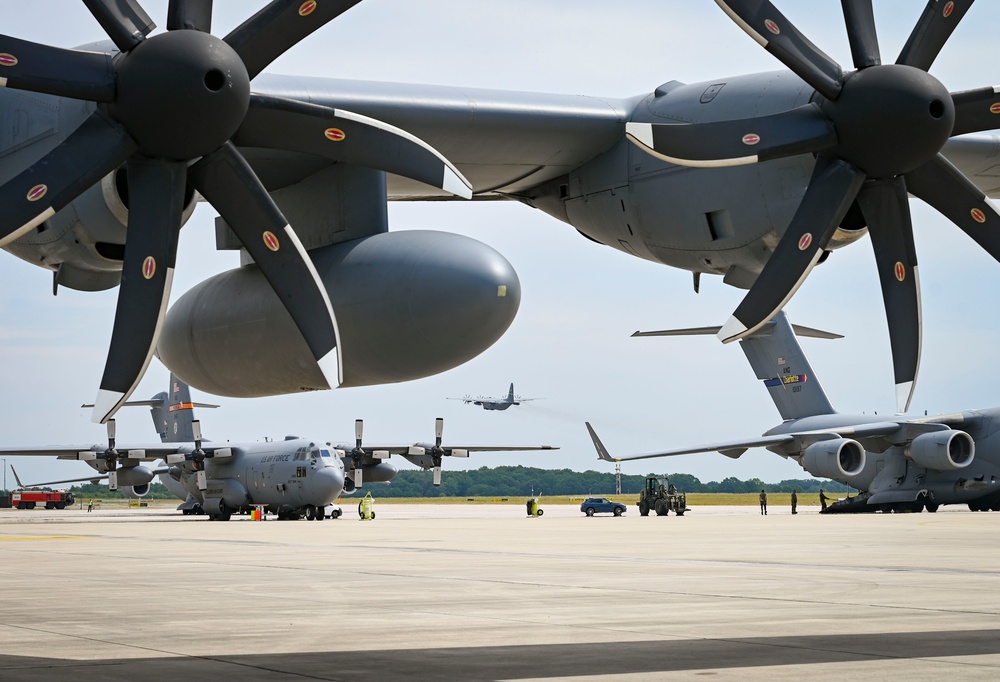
[589, 312, 841, 463]
[633, 311, 839, 421]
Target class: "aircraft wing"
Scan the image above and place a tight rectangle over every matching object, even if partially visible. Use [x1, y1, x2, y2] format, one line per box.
[444, 445, 557, 453]
[254, 75, 634, 199]
[19, 467, 171, 488]
[586, 422, 795, 462]
[351, 445, 559, 456]
[0, 443, 185, 462]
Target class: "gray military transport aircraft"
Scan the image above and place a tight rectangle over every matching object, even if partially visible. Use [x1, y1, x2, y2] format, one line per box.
[451, 384, 538, 412]
[587, 311, 1000, 513]
[2, 1, 1000, 420]
[2, 374, 558, 519]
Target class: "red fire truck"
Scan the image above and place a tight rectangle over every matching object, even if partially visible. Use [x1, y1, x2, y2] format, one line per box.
[11, 490, 76, 510]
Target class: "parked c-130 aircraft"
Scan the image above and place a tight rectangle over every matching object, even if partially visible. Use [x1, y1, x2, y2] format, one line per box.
[588, 311, 1000, 514]
[2, 374, 557, 520]
[2, 1, 1000, 421]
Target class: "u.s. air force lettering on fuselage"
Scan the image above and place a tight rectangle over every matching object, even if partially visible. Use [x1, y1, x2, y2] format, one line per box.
[260, 453, 292, 463]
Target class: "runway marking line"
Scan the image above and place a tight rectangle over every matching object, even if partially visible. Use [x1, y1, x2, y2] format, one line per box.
[0, 535, 88, 542]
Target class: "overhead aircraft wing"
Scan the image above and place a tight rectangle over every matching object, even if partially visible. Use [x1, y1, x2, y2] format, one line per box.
[586, 422, 795, 462]
[251, 75, 633, 199]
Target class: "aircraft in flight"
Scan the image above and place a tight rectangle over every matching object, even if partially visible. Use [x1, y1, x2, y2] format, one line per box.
[3, 373, 558, 517]
[451, 384, 539, 411]
[587, 311, 1000, 514]
[2, 1, 1000, 419]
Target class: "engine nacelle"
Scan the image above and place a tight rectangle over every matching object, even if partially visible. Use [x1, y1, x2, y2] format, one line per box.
[802, 439, 866, 479]
[116, 465, 155, 488]
[127, 483, 151, 498]
[203, 479, 251, 511]
[343, 462, 398, 493]
[908, 430, 975, 471]
[158, 231, 520, 396]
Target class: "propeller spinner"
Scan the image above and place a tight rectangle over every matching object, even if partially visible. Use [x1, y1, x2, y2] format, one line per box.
[626, 0, 1000, 413]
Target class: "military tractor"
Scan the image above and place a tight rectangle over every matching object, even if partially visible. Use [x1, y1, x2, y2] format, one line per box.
[638, 476, 688, 516]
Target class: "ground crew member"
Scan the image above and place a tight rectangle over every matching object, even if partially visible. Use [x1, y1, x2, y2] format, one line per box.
[759, 489, 767, 515]
[87, 500, 94, 512]
[791, 490, 798, 515]
[819, 489, 829, 511]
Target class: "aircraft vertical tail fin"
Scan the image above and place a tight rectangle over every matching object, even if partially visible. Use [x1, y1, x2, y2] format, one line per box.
[738, 312, 837, 420]
[507, 383, 515, 401]
[161, 374, 219, 443]
[148, 391, 169, 441]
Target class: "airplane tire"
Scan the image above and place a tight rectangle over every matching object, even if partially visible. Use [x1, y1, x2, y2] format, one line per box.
[305, 505, 316, 521]
[925, 502, 939, 513]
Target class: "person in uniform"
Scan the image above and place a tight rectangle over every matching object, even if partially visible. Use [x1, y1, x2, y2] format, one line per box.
[819, 489, 829, 511]
[791, 489, 798, 515]
[759, 489, 767, 515]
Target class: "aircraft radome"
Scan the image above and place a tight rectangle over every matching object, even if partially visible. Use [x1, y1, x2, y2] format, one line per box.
[1, 1, 999, 424]
[588, 311, 1000, 514]
[2, 374, 558, 520]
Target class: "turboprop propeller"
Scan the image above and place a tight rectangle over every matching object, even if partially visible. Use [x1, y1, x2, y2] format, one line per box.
[0, 0, 472, 424]
[626, 0, 1000, 412]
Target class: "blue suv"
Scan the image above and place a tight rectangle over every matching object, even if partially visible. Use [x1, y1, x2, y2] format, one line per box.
[580, 497, 627, 516]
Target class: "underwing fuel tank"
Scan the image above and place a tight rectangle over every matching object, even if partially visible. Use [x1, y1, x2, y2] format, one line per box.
[158, 231, 520, 397]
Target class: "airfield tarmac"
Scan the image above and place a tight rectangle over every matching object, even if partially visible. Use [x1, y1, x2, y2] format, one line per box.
[1, 503, 999, 681]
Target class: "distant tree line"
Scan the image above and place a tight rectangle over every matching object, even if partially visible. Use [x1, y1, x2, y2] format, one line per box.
[40, 467, 847, 500]
[351, 466, 849, 498]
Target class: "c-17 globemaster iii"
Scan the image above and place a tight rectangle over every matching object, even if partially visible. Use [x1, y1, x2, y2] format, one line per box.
[5, 374, 558, 519]
[588, 312, 1000, 513]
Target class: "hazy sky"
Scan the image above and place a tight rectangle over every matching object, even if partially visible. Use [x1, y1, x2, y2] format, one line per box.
[3, 1, 1000, 489]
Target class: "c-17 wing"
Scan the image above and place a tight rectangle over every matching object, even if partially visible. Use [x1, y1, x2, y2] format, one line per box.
[586, 422, 794, 462]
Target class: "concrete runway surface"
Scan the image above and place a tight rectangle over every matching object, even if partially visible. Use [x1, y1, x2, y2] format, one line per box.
[1, 503, 999, 681]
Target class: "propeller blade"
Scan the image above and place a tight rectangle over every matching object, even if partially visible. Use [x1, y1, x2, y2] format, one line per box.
[167, 0, 213, 32]
[353, 467, 363, 488]
[433, 466, 442, 486]
[92, 158, 186, 424]
[435, 417, 444, 447]
[355, 419, 363, 447]
[196, 469, 207, 491]
[625, 104, 836, 168]
[237, 95, 473, 198]
[950, 86, 1000, 137]
[856, 178, 921, 413]
[107, 419, 117, 446]
[108, 470, 119, 491]
[905, 154, 1000, 263]
[188, 141, 341, 388]
[192, 419, 203, 445]
[714, 0, 844, 100]
[82, 0, 156, 52]
[896, 0, 974, 72]
[224, 0, 362, 80]
[0, 111, 136, 248]
[0, 35, 115, 101]
[718, 157, 866, 342]
[841, 0, 881, 69]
